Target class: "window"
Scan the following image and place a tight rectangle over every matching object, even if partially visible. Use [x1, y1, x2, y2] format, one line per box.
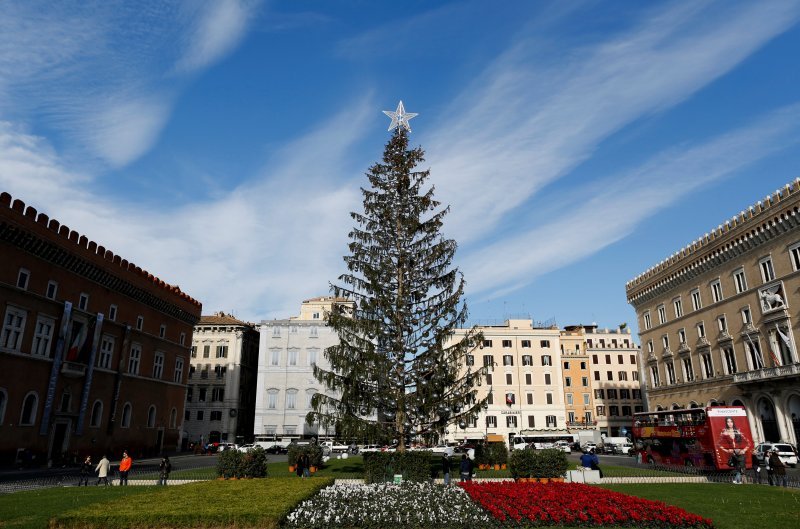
[286, 390, 297, 409]
[710, 279, 723, 303]
[522, 355, 532, 366]
[191, 346, 197, 358]
[147, 405, 156, 427]
[657, 305, 666, 324]
[486, 392, 493, 405]
[563, 361, 570, 369]
[308, 348, 318, 366]
[17, 268, 30, 289]
[691, 289, 702, 311]
[583, 393, 590, 405]
[546, 393, 553, 405]
[506, 415, 518, 428]
[196, 410, 204, 421]
[198, 388, 207, 402]
[566, 393, 573, 405]
[632, 371, 639, 381]
[620, 388, 630, 399]
[482, 355, 493, 367]
[541, 355, 552, 366]
[46, 280, 58, 299]
[502, 339, 512, 348]
[581, 376, 589, 387]
[32, 316, 55, 357]
[697, 322, 705, 338]
[786, 241, 800, 271]
[121, 403, 132, 427]
[662, 335, 670, 350]
[527, 415, 535, 428]
[212, 388, 225, 402]
[503, 355, 513, 366]
[741, 306, 752, 324]
[650, 366, 661, 387]
[633, 389, 641, 399]
[682, 357, 695, 382]
[486, 416, 497, 428]
[210, 411, 222, 421]
[90, 400, 103, 428]
[622, 406, 632, 416]
[643, 311, 652, 330]
[271, 349, 281, 366]
[187, 387, 193, 401]
[678, 328, 686, 344]
[159, 324, 166, 339]
[312, 311, 320, 319]
[673, 298, 683, 318]
[759, 257, 775, 283]
[505, 373, 512, 384]
[128, 344, 141, 375]
[466, 354, 474, 366]
[546, 415, 557, 427]
[200, 345, 208, 358]
[288, 349, 298, 366]
[525, 373, 532, 385]
[717, 315, 728, 333]
[733, 268, 747, 293]
[594, 371, 600, 381]
[185, 410, 190, 421]
[505, 392, 515, 405]
[267, 390, 278, 409]
[526, 393, 533, 404]
[1, 306, 26, 351]
[592, 354, 598, 363]
[540, 340, 550, 348]
[630, 355, 636, 364]
[722, 347, 736, 375]
[78, 293, 89, 311]
[179, 332, 185, 346]
[666, 362, 676, 384]
[745, 339, 764, 370]
[214, 365, 226, 378]
[610, 406, 620, 417]
[618, 371, 628, 381]
[544, 373, 551, 385]
[521, 340, 531, 348]
[486, 373, 493, 385]
[0, 389, 7, 425]
[605, 354, 611, 364]
[596, 405, 606, 416]
[174, 357, 184, 382]
[701, 352, 714, 378]
[606, 371, 613, 381]
[310, 326, 318, 337]
[20, 392, 38, 425]
[136, 316, 144, 331]
[482, 340, 493, 348]
[272, 326, 281, 337]
[607, 389, 618, 399]
[152, 352, 164, 379]
[169, 408, 177, 428]
[565, 377, 572, 387]
[216, 345, 228, 358]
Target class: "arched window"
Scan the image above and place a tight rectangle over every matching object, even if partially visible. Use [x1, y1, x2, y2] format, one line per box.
[90, 400, 103, 428]
[0, 388, 7, 425]
[147, 405, 156, 428]
[169, 408, 177, 429]
[121, 402, 132, 428]
[20, 392, 38, 425]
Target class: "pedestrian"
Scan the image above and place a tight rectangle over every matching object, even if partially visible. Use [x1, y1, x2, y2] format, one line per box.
[579, 450, 594, 469]
[158, 456, 172, 486]
[302, 453, 311, 478]
[590, 449, 603, 478]
[95, 454, 110, 486]
[459, 454, 471, 482]
[751, 451, 765, 484]
[441, 454, 451, 485]
[295, 453, 305, 478]
[78, 455, 92, 486]
[118, 450, 132, 486]
[768, 449, 787, 487]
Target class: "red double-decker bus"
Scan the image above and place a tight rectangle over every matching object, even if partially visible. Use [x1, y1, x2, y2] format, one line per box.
[631, 406, 753, 470]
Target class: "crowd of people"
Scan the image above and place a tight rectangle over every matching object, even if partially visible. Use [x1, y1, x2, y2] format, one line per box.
[74, 451, 172, 486]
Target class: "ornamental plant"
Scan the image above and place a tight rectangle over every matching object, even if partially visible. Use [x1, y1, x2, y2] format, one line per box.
[285, 482, 496, 529]
[216, 447, 269, 478]
[288, 443, 324, 468]
[508, 448, 535, 479]
[531, 449, 569, 478]
[460, 481, 714, 528]
[363, 450, 433, 483]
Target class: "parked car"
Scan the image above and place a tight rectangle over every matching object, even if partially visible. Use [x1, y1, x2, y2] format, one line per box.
[237, 444, 256, 453]
[553, 440, 572, 453]
[582, 442, 598, 452]
[754, 442, 798, 467]
[431, 444, 455, 457]
[217, 443, 237, 452]
[360, 444, 382, 453]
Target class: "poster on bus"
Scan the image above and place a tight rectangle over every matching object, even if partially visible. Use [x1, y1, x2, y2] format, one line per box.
[707, 407, 753, 469]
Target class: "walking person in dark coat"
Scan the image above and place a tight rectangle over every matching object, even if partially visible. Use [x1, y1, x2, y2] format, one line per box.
[78, 456, 92, 486]
[295, 453, 305, 478]
[768, 450, 787, 487]
[751, 451, 765, 484]
[158, 456, 172, 486]
[459, 454, 472, 482]
[442, 454, 451, 485]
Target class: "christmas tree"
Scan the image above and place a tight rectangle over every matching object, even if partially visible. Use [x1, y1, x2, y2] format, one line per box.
[307, 103, 486, 451]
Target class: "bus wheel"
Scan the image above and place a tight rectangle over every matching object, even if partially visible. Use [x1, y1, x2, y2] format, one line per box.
[647, 456, 655, 465]
[684, 459, 694, 467]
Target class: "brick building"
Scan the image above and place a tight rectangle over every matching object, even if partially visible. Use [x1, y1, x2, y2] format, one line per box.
[0, 192, 201, 466]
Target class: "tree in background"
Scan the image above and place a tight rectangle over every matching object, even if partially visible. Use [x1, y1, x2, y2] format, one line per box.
[307, 111, 486, 451]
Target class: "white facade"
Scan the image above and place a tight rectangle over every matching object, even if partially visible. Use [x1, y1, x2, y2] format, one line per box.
[253, 297, 347, 439]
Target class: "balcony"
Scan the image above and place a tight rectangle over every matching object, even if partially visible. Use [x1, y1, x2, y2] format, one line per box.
[565, 420, 597, 429]
[733, 362, 800, 384]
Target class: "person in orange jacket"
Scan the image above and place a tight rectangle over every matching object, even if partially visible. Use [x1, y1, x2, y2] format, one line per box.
[118, 450, 133, 486]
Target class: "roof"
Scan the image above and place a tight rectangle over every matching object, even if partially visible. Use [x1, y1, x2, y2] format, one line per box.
[198, 312, 252, 326]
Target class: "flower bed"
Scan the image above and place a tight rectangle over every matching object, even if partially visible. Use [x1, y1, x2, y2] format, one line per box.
[460, 481, 713, 528]
[285, 482, 494, 528]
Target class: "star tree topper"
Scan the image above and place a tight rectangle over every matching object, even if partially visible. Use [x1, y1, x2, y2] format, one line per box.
[383, 100, 418, 132]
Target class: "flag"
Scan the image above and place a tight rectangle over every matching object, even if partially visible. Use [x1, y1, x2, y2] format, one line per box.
[65, 316, 95, 363]
[768, 346, 782, 367]
[505, 393, 514, 405]
[744, 333, 764, 369]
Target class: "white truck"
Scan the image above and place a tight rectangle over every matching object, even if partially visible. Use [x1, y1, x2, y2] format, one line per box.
[321, 440, 356, 455]
[602, 436, 633, 455]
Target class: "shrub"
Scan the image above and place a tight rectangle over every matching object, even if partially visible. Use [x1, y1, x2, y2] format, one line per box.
[486, 442, 508, 466]
[473, 443, 489, 466]
[531, 448, 569, 478]
[363, 450, 433, 483]
[288, 443, 324, 468]
[216, 448, 244, 478]
[216, 447, 269, 478]
[508, 448, 535, 479]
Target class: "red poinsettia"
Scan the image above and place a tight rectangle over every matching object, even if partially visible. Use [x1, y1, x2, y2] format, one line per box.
[459, 481, 713, 528]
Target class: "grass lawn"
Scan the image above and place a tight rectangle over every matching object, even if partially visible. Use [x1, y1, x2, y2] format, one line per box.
[603, 483, 800, 529]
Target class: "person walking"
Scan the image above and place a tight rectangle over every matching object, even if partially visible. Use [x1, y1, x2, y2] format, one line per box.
[95, 454, 110, 486]
[295, 453, 305, 478]
[118, 450, 132, 486]
[302, 453, 311, 478]
[751, 451, 765, 484]
[459, 454, 471, 482]
[158, 456, 172, 486]
[78, 455, 92, 486]
[768, 450, 787, 487]
[441, 454, 451, 485]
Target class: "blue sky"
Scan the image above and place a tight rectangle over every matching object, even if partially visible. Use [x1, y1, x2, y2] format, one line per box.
[2, 1, 800, 337]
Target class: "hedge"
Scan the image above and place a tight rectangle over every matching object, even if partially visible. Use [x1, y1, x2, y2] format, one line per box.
[362, 451, 433, 483]
[508, 448, 568, 478]
[217, 446, 270, 478]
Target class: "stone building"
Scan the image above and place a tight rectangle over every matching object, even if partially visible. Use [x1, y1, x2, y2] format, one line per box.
[0, 192, 201, 466]
[185, 313, 259, 446]
[626, 179, 800, 445]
